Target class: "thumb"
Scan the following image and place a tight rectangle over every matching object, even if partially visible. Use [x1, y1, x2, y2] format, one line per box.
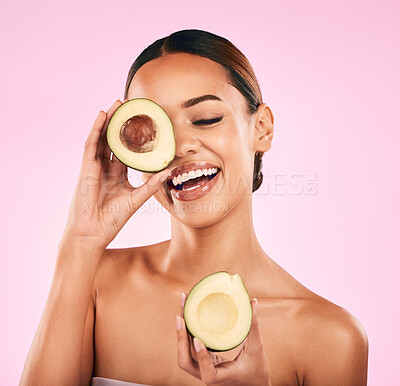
[193, 338, 217, 383]
[129, 168, 170, 211]
[245, 298, 265, 357]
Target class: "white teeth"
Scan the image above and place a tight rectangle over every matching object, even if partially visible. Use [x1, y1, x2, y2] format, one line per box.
[172, 167, 219, 186]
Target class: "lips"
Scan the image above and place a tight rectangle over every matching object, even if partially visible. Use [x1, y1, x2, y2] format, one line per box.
[164, 161, 221, 201]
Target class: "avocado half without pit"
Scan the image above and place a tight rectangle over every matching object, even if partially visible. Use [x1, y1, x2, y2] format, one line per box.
[183, 272, 252, 352]
[106, 98, 175, 172]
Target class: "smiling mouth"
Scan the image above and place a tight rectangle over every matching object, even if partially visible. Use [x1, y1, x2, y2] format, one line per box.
[163, 165, 221, 202]
[166, 168, 220, 191]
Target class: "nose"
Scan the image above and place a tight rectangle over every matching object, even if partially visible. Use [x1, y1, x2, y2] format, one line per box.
[173, 124, 201, 158]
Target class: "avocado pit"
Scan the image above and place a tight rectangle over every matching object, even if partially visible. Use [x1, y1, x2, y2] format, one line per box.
[119, 114, 157, 153]
[107, 98, 175, 172]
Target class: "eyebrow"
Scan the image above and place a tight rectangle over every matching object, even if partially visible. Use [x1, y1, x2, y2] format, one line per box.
[182, 94, 223, 108]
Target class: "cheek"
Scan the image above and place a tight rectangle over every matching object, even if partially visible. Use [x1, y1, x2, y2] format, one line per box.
[217, 125, 254, 193]
[216, 124, 252, 170]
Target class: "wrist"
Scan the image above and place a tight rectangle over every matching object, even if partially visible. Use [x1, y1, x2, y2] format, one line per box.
[57, 232, 106, 269]
[47, 232, 106, 305]
[54, 234, 104, 288]
[60, 226, 109, 252]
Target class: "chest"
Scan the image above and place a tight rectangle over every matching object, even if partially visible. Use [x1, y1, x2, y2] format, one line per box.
[93, 274, 301, 385]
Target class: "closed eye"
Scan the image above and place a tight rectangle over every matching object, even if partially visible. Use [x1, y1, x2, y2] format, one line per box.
[193, 116, 223, 126]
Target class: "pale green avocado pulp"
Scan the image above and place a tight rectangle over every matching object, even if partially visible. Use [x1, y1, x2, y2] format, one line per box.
[183, 271, 252, 352]
[107, 98, 175, 172]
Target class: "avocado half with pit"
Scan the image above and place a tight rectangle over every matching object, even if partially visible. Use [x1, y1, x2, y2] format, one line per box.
[107, 98, 175, 172]
[183, 271, 252, 352]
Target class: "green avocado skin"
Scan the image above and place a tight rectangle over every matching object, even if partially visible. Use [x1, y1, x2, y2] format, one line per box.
[184, 328, 251, 353]
[183, 271, 253, 352]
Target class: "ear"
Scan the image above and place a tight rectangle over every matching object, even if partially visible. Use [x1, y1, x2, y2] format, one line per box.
[253, 104, 274, 153]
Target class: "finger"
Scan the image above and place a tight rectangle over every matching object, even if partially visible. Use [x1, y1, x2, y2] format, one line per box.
[205, 302, 262, 380]
[176, 315, 199, 378]
[180, 292, 230, 367]
[108, 151, 128, 182]
[193, 338, 217, 384]
[244, 298, 265, 357]
[110, 151, 123, 163]
[232, 339, 247, 362]
[83, 110, 107, 161]
[180, 293, 200, 361]
[181, 292, 186, 317]
[96, 99, 123, 167]
[210, 351, 230, 365]
[129, 168, 171, 210]
[105, 99, 123, 128]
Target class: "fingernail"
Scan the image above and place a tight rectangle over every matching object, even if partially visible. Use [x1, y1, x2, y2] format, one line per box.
[176, 315, 182, 331]
[181, 293, 186, 308]
[254, 298, 258, 315]
[193, 338, 202, 352]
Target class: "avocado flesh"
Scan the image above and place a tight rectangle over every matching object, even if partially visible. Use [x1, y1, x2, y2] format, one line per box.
[183, 271, 252, 352]
[107, 98, 175, 172]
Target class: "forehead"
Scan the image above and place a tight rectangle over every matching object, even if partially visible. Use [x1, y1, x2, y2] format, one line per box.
[127, 53, 243, 112]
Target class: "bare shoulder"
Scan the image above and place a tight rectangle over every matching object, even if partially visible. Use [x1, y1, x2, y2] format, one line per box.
[92, 240, 170, 291]
[254, 259, 368, 385]
[294, 296, 369, 386]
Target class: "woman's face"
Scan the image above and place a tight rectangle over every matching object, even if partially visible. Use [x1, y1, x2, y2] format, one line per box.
[127, 52, 263, 228]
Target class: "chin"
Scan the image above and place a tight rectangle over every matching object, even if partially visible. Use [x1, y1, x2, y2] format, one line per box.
[171, 198, 232, 228]
[154, 181, 247, 229]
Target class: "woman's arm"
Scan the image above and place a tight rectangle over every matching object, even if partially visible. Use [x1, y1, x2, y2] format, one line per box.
[20, 99, 171, 385]
[20, 236, 103, 385]
[80, 279, 96, 385]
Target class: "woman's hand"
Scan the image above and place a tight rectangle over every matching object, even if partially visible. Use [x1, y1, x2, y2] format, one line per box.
[176, 294, 271, 386]
[63, 99, 170, 249]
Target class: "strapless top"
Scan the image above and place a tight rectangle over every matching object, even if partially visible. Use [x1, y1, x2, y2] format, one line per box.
[91, 377, 150, 386]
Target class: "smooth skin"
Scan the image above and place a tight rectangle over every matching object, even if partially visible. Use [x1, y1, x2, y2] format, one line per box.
[20, 53, 368, 385]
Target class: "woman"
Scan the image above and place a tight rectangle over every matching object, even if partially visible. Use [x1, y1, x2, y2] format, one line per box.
[20, 29, 368, 385]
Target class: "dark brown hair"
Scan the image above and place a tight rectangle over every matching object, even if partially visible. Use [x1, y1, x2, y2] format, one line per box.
[124, 29, 265, 192]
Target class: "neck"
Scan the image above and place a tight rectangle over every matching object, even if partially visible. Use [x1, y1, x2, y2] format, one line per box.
[163, 196, 266, 284]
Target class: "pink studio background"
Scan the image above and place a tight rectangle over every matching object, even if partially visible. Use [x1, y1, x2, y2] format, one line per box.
[1, 0, 399, 384]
